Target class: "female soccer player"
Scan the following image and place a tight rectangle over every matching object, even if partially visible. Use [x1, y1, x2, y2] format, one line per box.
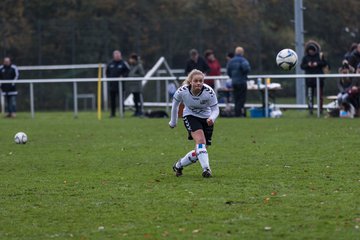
[169, 69, 219, 178]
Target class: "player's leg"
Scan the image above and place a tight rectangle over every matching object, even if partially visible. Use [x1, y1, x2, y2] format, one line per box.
[173, 149, 198, 177]
[172, 116, 200, 177]
[191, 129, 212, 177]
[201, 119, 214, 177]
[176, 145, 198, 168]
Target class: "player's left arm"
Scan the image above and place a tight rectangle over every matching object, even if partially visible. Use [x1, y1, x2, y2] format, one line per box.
[207, 104, 219, 126]
[207, 91, 219, 126]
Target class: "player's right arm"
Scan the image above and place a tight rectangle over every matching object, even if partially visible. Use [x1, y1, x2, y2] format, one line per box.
[169, 99, 180, 128]
[169, 87, 183, 128]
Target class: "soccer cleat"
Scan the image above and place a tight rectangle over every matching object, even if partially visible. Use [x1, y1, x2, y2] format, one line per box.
[173, 162, 183, 177]
[202, 168, 212, 178]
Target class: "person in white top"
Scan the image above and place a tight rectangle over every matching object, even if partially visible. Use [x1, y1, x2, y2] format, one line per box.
[169, 69, 219, 178]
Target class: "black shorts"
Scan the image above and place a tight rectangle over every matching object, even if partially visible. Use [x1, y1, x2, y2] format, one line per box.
[183, 115, 214, 145]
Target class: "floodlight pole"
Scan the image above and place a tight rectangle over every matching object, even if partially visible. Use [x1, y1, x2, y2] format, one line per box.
[294, 0, 306, 104]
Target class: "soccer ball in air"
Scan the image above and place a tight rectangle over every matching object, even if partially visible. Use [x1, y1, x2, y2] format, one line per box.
[14, 132, 28, 144]
[276, 49, 298, 71]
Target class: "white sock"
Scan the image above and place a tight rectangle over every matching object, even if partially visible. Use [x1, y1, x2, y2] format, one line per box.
[195, 144, 210, 171]
[176, 150, 197, 168]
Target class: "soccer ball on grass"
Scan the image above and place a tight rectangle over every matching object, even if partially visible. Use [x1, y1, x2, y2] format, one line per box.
[14, 132, 28, 144]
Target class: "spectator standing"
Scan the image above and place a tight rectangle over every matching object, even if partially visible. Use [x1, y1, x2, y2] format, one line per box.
[348, 43, 360, 69]
[204, 49, 221, 89]
[300, 40, 329, 115]
[0, 57, 19, 118]
[184, 49, 210, 75]
[106, 50, 130, 117]
[127, 53, 145, 117]
[226, 46, 251, 117]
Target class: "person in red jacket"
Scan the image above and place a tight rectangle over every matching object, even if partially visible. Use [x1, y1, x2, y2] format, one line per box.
[204, 49, 221, 89]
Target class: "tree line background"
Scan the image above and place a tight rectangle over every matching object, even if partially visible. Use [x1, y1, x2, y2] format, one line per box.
[0, 0, 359, 110]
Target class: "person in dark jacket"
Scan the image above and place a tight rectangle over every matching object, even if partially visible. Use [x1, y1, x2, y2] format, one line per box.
[106, 50, 130, 117]
[184, 49, 210, 75]
[348, 43, 360, 69]
[127, 53, 145, 117]
[226, 46, 251, 117]
[300, 40, 329, 115]
[336, 63, 359, 117]
[344, 43, 358, 62]
[0, 57, 19, 118]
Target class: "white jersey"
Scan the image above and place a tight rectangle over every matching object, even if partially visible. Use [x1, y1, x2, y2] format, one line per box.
[173, 84, 218, 119]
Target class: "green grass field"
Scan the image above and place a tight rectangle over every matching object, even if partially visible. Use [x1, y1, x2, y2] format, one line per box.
[0, 112, 359, 239]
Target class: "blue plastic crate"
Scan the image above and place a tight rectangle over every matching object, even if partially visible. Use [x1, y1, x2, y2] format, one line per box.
[250, 107, 271, 118]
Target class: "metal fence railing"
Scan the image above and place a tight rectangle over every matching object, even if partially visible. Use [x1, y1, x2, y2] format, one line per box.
[1, 60, 359, 119]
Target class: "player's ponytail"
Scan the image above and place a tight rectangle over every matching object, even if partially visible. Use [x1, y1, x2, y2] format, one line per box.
[182, 69, 205, 86]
